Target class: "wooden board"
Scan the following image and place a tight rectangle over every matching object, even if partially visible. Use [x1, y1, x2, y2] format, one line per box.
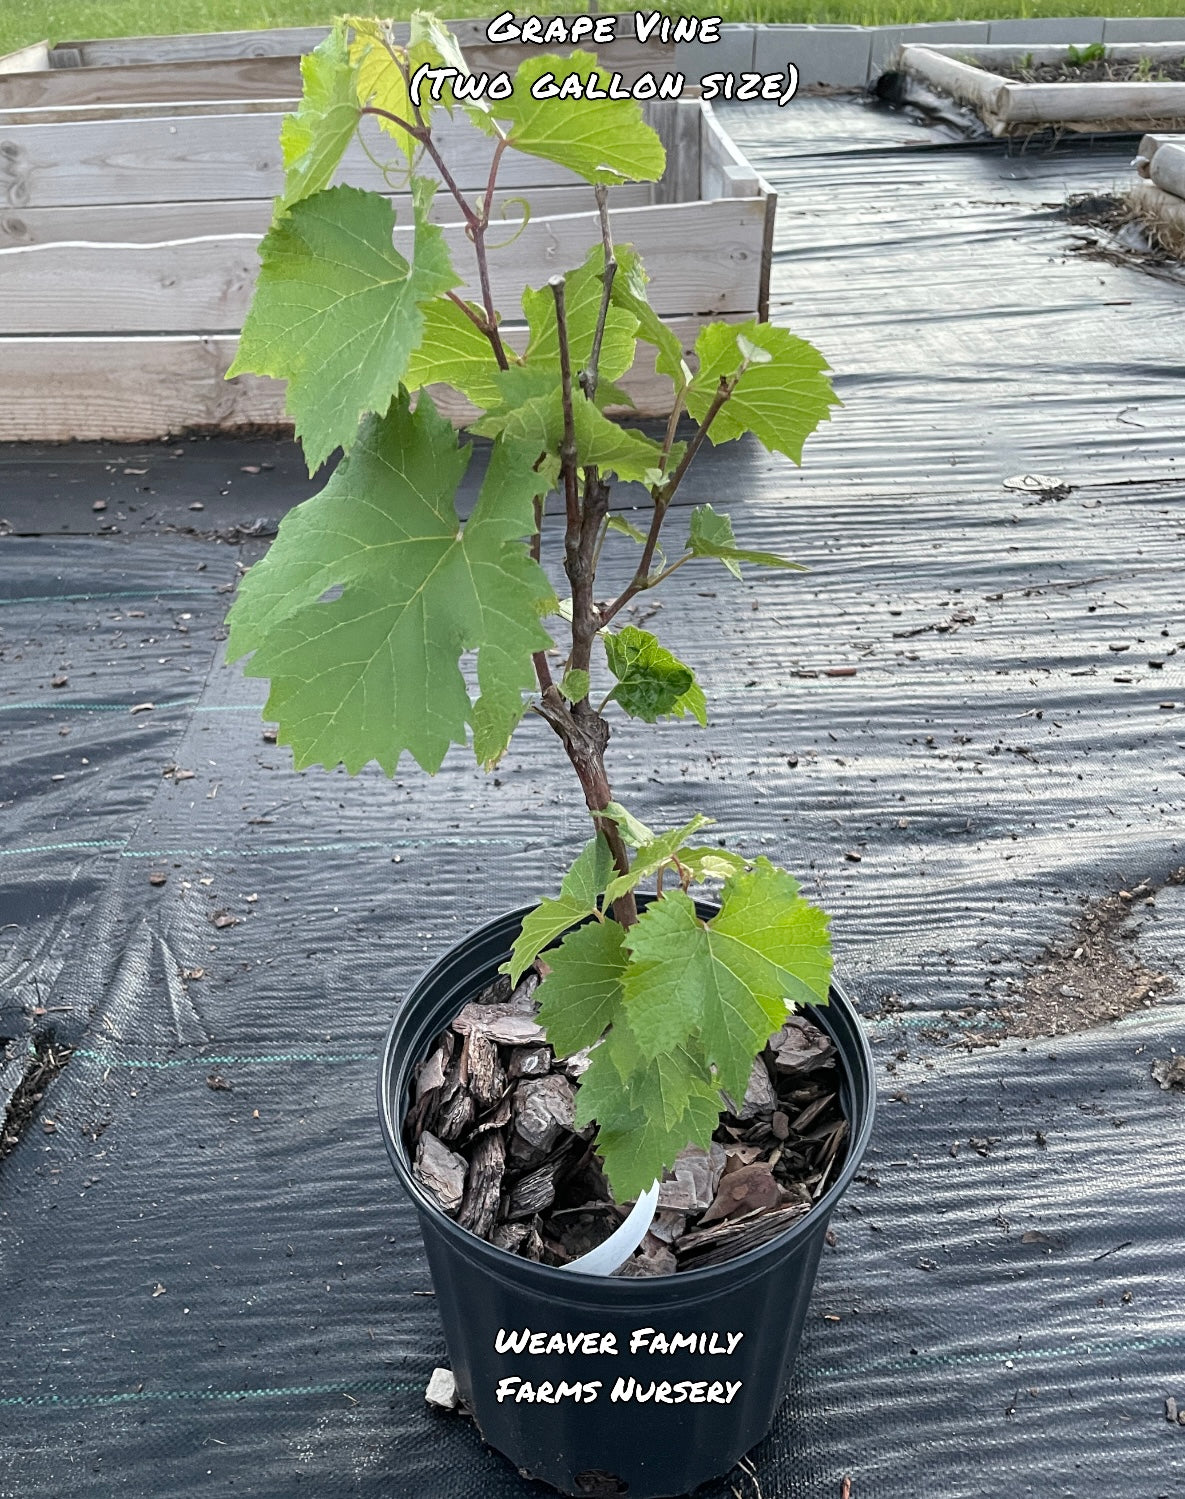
[0, 55, 303, 110]
[1148, 139, 1185, 198]
[0, 96, 301, 127]
[0, 182, 654, 248]
[0, 197, 770, 331]
[0, 99, 708, 208]
[0, 108, 592, 208]
[54, 17, 673, 73]
[0, 316, 736, 441]
[0, 40, 50, 74]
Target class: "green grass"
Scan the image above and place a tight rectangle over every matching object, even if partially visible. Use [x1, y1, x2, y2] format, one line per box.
[1, 0, 1182, 56]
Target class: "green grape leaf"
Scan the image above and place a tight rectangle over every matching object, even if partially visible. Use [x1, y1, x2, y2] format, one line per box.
[677, 846, 749, 884]
[468, 437, 557, 768]
[228, 180, 459, 472]
[606, 514, 648, 545]
[349, 20, 439, 163]
[687, 320, 840, 465]
[533, 910, 627, 1055]
[602, 814, 714, 907]
[504, 835, 615, 987]
[224, 393, 552, 775]
[600, 801, 654, 848]
[686, 503, 806, 581]
[575, 1042, 720, 1202]
[477, 385, 667, 483]
[404, 297, 506, 408]
[278, 21, 360, 211]
[610, 246, 689, 389]
[522, 246, 638, 386]
[477, 53, 665, 185]
[711, 858, 832, 1011]
[603, 625, 706, 725]
[559, 668, 590, 703]
[622, 870, 830, 1101]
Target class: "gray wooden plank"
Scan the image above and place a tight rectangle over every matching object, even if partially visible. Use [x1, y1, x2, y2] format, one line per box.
[0, 315, 736, 440]
[0, 108, 583, 207]
[0, 182, 655, 248]
[0, 198, 767, 330]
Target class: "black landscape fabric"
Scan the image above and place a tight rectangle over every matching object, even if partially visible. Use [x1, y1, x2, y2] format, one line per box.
[1, 95, 1184, 1499]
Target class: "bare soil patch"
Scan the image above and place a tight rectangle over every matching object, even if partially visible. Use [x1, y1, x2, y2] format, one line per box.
[1014, 872, 1181, 1038]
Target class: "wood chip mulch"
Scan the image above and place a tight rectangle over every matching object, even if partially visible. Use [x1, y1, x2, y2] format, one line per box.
[403, 971, 848, 1275]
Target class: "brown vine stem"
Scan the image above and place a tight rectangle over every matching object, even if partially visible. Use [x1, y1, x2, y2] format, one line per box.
[598, 375, 735, 630]
[579, 185, 617, 404]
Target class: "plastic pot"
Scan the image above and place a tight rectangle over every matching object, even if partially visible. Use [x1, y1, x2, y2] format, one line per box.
[378, 901, 875, 1499]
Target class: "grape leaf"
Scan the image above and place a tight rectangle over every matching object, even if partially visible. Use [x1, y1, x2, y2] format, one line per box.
[603, 626, 707, 725]
[468, 437, 557, 768]
[228, 180, 459, 472]
[686, 504, 806, 580]
[349, 19, 438, 163]
[278, 21, 360, 211]
[574, 1037, 720, 1202]
[622, 869, 830, 1100]
[600, 801, 654, 848]
[476, 53, 665, 185]
[504, 834, 615, 987]
[522, 246, 638, 386]
[534, 912, 627, 1056]
[224, 392, 552, 775]
[710, 859, 832, 1011]
[403, 297, 506, 408]
[687, 321, 840, 465]
[676, 846, 748, 884]
[610, 246, 689, 389]
[477, 387, 666, 483]
[602, 814, 714, 906]
[559, 668, 590, 703]
[606, 514, 648, 545]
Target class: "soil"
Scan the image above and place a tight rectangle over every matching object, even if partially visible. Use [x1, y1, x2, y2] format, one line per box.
[1011, 870, 1181, 1038]
[0, 1033, 73, 1161]
[403, 972, 848, 1275]
[996, 59, 1185, 85]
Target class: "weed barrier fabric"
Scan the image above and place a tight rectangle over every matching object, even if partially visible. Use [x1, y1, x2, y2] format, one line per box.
[1, 96, 1184, 1499]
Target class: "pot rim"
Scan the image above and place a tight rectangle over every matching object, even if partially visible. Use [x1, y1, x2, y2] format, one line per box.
[378, 898, 876, 1295]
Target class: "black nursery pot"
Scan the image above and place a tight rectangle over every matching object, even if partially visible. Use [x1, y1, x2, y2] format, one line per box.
[378, 902, 875, 1499]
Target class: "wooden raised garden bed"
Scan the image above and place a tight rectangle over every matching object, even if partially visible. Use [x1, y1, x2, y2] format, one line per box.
[0, 19, 673, 116]
[893, 41, 1185, 136]
[0, 97, 773, 442]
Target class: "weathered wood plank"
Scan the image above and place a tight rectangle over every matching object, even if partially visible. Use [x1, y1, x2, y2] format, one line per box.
[0, 96, 300, 127]
[57, 17, 674, 74]
[0, 316, 736, 440]
[0, 55, 302, 110]
[897, 45, 1006, 112]
[0, 41, 50, 74]
[645, 95, 699, 206]
[59, 27, 332, 67]
[0, 199, 765, 330]
[0, 182, 654, 247]
[0, 108, 589, 208]
[700, 100, 764, 199]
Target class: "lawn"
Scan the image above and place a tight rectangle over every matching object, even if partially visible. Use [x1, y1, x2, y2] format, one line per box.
[1, 0, 1181, 57]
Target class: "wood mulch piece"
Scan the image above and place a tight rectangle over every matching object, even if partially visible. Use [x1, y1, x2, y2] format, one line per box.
[403, 974, 848, 1274]
[1011, 871, 1181, 1038]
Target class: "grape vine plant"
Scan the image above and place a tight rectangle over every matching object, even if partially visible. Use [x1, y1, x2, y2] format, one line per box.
[226, 13, 841, 1206]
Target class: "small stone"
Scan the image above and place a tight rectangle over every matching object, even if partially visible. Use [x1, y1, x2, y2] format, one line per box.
[1152, 1057, 1185, 1091]
[148, 871, 167, 887]
[425, 1367, 458, 1410]
[1166, 1396, 1178, 1423]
